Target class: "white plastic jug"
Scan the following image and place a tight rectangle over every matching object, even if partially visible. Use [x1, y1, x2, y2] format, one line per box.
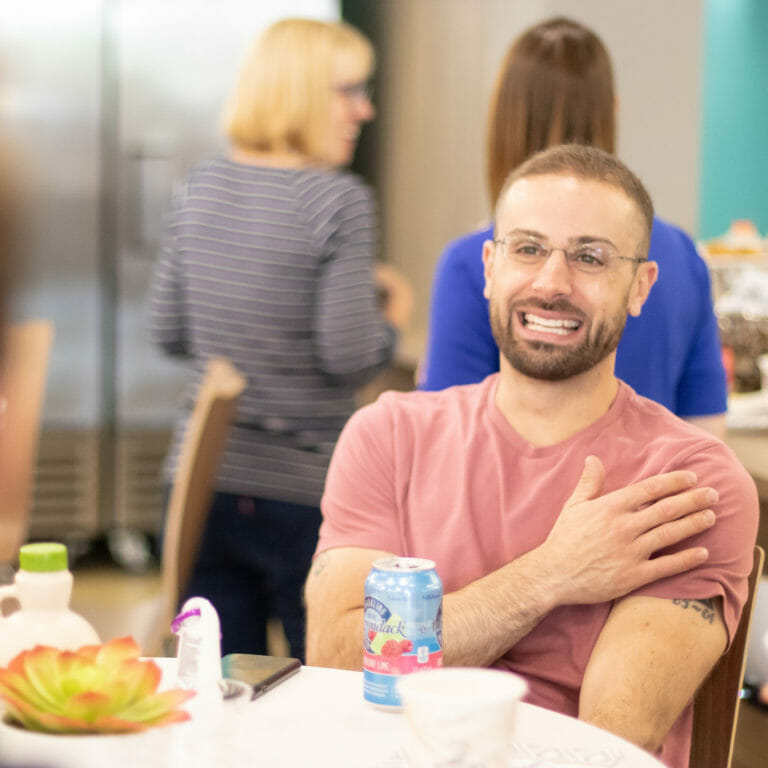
[0, 541, 100, 666]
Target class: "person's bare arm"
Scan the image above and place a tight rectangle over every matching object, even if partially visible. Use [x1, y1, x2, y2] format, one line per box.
[579, 595, 727, 753]
[306, 456, 717, 670]
[684, 413, 727, 440]
[305, 546, 393, 669]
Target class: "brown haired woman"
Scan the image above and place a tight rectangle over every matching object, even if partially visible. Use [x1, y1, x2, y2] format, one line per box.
[419, 16, 726, 438]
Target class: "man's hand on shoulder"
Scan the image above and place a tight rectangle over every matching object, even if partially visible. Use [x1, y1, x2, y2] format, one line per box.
[404, 456, 720, 669]
[534, 455, 717, 606]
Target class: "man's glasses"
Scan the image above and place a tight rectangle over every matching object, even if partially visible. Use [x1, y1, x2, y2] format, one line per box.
[493, 237, 647, 275]
[334, 81, 373, 103]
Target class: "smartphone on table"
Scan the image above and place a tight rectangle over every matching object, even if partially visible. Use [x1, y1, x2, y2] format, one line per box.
[221, 653, 301, 699]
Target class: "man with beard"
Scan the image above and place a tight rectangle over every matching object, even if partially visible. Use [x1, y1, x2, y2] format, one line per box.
[304, 145, 758, 768]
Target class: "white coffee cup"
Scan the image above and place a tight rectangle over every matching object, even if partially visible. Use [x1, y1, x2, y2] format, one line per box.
[397, 667, 528, 768]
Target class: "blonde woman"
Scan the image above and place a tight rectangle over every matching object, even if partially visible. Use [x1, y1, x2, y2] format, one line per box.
[149, 18, 411, 661]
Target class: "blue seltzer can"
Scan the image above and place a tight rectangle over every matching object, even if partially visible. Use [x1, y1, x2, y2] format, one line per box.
[363, 556, 443, 709]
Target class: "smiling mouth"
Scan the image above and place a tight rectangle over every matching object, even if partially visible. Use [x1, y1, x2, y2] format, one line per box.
[520, 312, 582, 335]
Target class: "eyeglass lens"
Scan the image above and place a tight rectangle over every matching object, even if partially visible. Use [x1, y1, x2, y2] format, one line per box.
[335, 81, 373, 102]
[497, 238, 620, 274]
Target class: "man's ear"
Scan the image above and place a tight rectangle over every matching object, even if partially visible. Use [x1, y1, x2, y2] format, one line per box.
[627, 260, 658, 317]
[482, 240, 496, 300]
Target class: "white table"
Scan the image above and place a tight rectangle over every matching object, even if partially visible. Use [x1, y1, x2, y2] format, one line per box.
[0, 665, 665, 768]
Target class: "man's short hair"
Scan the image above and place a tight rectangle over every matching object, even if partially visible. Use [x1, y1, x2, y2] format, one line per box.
[497, 144, 654, 256]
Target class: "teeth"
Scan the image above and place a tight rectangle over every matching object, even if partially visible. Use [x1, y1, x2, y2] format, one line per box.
[527, 323, 571, 335]
[523, 313, 580, 334]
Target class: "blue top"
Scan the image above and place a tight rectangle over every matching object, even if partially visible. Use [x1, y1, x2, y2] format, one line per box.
[418, 217, 727, 417]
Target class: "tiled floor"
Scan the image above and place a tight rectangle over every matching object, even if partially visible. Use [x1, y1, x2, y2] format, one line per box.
[69, 550, 768, 767]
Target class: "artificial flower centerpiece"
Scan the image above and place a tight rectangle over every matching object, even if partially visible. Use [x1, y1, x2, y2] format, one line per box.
[0, 636, 194, 734]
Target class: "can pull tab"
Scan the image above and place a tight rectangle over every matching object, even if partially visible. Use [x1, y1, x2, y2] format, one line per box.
[173, 596, 223, 694]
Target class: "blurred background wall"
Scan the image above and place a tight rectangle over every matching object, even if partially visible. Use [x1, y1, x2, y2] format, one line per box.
[700, 0, 768, 240]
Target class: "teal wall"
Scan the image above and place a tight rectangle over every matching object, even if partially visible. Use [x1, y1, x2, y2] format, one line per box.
[700, 0, 768, 239]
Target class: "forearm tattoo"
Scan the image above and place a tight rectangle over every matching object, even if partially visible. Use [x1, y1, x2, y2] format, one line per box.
[672, 597, 717, 624]
[310, 551, 330, 579]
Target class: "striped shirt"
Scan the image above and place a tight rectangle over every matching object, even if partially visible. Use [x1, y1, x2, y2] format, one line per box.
[148, 158, 397, 506]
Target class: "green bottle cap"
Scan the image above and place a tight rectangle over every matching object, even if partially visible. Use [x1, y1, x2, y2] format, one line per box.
[18, 542, 68, 572]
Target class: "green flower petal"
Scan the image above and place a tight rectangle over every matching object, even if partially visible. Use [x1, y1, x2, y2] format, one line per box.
[4, 692, 93, 734]
[0, 670, 60, 713]
[94, 637, 142, 667]
[18, 647, 64, 706]
[96, 661, 157, 713]
[90, 715, 155, 734]
[118, 688, 195, 722]
[66, 691, 112, 722]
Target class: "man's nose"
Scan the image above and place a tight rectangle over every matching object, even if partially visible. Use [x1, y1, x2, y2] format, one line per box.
[530, 249, 573, 297]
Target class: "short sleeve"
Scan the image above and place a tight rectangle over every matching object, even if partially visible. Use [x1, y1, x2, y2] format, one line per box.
[316, 396, 403, 555]
[629, 441, 759, 644]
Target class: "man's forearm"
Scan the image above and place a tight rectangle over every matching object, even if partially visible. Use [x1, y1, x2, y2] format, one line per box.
[442, 548, 558, 666]
[304, 547, 390, 670]
[306, 606, 364, 670]
[304, 546, 558, 671]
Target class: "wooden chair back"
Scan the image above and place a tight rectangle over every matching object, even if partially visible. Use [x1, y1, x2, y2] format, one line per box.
[689, 544, 765, 768]
[0, 320, 54, 563]
[157, 357, 245, 646]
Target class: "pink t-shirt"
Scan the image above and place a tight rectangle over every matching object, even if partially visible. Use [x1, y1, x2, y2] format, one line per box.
[317, 375, 759, 768]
